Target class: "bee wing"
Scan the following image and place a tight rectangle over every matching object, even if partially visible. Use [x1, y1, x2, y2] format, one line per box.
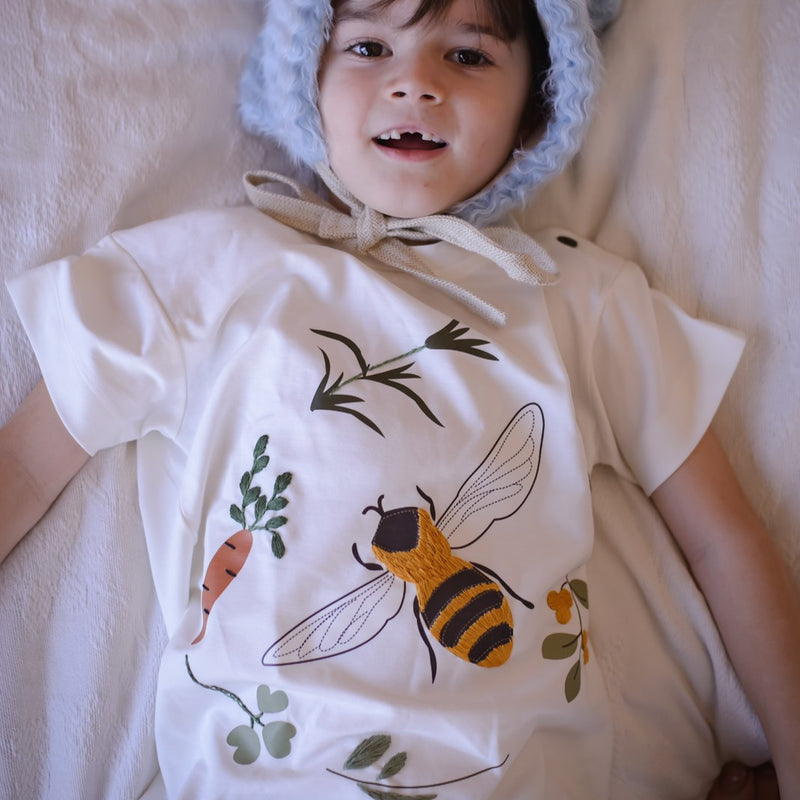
[438, 403, 544, 550]
[262, 571, 406, 665]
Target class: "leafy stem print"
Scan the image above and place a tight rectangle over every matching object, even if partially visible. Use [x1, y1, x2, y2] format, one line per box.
[310, 319, 498, 436]
[185, 655, 297, 764]
[345, 736, 431, 800]
[326, 734, 509, 798]
[541, 576, 590, 703]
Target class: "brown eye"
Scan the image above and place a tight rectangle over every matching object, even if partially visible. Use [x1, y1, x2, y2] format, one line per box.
[348, 40, 387, 58]
[452, 48, 491, 67]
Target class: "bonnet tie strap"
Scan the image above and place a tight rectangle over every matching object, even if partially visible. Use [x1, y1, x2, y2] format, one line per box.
[243, 165, 558, 326]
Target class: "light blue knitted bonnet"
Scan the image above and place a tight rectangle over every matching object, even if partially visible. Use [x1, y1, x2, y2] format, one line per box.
[240, 0, 621, 227]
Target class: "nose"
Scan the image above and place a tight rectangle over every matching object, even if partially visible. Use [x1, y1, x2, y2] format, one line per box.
[386, 52, 443, 103]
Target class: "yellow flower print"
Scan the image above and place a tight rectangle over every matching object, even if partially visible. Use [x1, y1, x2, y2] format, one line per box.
[547, 588, 574, 624]
[581, 629, 590, 665]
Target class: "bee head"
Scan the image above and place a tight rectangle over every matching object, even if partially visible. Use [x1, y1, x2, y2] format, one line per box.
[364, 496, 420, 554]
[365, 496, 450, 581]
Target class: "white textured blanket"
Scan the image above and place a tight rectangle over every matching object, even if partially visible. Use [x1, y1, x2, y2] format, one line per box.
[2, 0, 797, 797]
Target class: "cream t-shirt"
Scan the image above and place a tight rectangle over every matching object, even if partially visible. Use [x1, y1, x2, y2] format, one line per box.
[9, 207, 742, 799]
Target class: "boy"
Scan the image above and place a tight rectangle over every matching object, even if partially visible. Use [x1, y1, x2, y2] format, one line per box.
[2, 0, 798, 796]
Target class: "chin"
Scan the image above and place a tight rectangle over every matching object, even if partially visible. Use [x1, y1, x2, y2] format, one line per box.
[377, 204, 445, 219]
[368, 193, 456, 220]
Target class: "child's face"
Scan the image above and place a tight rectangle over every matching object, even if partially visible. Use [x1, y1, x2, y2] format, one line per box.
[318, 0, 532, 218]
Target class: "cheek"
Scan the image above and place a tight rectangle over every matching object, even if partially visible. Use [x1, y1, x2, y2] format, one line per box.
[319, 75, 366, 157]
[470, 102, 519, 160]
[318, 68, 348, 138]
[318, 104, 348, 167]
[317, 77, 336, 130]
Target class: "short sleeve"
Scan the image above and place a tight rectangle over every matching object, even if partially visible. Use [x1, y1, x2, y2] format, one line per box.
[7, 235, 186, 455]
[590, 261, 744, 494]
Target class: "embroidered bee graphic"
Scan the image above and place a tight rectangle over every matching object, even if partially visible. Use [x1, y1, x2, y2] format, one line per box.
[263, 403, 544, 681]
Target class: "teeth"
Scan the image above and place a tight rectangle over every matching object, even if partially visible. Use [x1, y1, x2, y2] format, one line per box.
[377, 129, 444, 143]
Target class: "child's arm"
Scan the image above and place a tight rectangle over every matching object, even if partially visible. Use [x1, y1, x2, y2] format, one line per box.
[652, 429, 800, 799]
[0, 380, 89, 564]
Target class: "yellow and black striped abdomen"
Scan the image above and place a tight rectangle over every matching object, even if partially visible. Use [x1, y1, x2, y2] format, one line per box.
[420, 566, 514, 668]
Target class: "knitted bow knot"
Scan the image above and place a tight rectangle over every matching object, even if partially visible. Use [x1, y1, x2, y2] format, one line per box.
[244, 164, 559, 325]
[315, 197, 389, 249]
[355, 205, 387, 251]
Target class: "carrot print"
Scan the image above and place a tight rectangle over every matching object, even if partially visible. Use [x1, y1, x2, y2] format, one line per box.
[193, 434, 293, 644]
[193, 529, 254, 644]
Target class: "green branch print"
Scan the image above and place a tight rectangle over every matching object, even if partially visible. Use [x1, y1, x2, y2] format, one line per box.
[229, 433, 292, 558]
[310, 320, 498, 436]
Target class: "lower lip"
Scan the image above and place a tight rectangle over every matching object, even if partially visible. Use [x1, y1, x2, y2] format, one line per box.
[372, 141, 448, 162]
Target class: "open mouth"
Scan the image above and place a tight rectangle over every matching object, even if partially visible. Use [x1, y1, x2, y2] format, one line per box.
[374, 130, 447, 151]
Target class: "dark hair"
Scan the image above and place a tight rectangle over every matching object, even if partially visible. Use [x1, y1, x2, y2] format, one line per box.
[332, 0, 551, 136]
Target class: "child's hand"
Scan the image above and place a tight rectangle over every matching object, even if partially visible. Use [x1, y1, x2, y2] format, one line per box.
[707, 762, 779, 800]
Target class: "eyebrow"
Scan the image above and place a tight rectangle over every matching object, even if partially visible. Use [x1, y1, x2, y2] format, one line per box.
[333, 3, 509, 42]
[333, 0, 385, 23]
[334, 6, 375, 23]
[456, 21, 508, 41]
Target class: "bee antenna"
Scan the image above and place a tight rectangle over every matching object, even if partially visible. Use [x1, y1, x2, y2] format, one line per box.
[361, 494, 385, 517]
[416, 486, 436, 520]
